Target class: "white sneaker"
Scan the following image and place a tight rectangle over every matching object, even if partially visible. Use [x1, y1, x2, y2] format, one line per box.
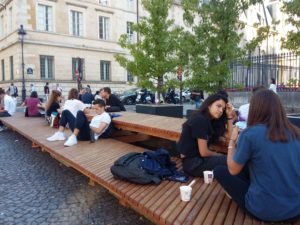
[64, 135, 77, 147]
[47, 131, 65, 141]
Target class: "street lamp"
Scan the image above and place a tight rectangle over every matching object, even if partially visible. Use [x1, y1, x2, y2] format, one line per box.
[18, 25, 26, 101]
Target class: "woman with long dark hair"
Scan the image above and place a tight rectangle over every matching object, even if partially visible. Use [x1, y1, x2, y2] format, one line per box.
[214, 89, 300, 222]
[177, 94, 234, 177]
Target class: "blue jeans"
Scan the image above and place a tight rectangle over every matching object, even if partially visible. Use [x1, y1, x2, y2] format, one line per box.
[0, 111, 11, 126]
[195, 100, 202, 109]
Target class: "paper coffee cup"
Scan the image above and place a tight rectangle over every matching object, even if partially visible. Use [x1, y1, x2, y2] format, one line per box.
[203, 171, 214, 184]
[180, 186, 192, 201]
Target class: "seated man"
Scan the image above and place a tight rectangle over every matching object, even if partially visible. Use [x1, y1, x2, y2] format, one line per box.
[100, 87, 126, 112]
[47, 99, 111, 147]
[0, 88, 16, 131]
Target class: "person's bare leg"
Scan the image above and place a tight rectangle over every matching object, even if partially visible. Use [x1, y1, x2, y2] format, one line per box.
[73, 128, 79, 136]
[58, 126, 65, 132]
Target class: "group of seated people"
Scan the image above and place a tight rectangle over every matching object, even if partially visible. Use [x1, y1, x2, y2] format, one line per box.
[0, 88, 16, 131]
[1, 83, 300, 222]
[46, 87, 125, 147]
[177, 87, 300, 223]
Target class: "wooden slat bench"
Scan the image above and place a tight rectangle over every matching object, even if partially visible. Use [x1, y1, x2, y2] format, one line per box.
[0, 113, 293, 225]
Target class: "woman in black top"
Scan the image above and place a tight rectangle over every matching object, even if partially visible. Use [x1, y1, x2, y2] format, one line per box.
[177, 94, 234, 177]
[45, 90, 62, 117]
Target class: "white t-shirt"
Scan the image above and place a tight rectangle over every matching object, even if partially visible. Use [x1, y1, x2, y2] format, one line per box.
[89, 112, 111, 139]
[4, 95, 16, 116]
[238, 103, 250, 122]
[269, 84, 277, 94]
[63, 99, 86, 117]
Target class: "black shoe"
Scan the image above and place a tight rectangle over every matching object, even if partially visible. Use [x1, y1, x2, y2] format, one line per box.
[90, 130, 96, 143]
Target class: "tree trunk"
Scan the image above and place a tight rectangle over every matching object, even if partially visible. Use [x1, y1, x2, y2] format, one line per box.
[157, 76, 164, 104]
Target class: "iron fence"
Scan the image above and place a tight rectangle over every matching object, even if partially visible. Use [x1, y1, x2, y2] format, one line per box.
[229, 52, 300, 91]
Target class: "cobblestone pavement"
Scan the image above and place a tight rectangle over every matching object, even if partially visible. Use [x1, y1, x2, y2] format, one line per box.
[0, 130, 154, 225]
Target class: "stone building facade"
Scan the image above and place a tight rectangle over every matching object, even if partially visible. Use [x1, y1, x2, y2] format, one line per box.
[0, 0, 142, 96]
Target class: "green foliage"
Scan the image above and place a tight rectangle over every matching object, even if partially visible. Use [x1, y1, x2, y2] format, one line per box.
[282, 0, 300, 53]
[181, 0, 262, 93]
[115, 0, 181, 102]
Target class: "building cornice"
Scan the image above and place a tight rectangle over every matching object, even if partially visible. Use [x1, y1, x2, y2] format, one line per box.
[66, 2, 88, 9]
[95, 8, 114, 14]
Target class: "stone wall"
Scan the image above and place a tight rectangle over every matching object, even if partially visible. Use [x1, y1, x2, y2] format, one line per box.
[228, 91, 300, 113]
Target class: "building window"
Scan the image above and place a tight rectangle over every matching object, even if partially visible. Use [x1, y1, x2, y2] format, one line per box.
[127, 0, 134, 11]
[99, 16, 109, 40]
[0, 15, 4, 37]
[40, 56, 54, 79]
[1, 59, 5, 81]
[100, 60, 110, 81]
[70, 10, 83, 36]
[37, 4, 53, 32]
[72, 58, 85, 80]
[8, 7, 13, 33]
[127, 71, 134, 82]
[127, 21, 134, 43]
[99, 0, 109, 6]
[9, 56, 13, 80]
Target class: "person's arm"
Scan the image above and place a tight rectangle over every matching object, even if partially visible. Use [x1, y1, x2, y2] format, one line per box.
[227, 127, 244, 175]
[198, 139, 221, 157]
[90, 122, 109, 134]
[224, 103, 235, 139]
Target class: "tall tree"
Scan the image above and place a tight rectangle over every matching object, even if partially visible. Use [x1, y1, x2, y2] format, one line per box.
[115, 0, 181, 102]
[182, 0, 261, 92]
[282, 0, 300, 53]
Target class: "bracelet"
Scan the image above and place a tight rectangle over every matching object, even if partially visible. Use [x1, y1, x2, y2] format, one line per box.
[228, 146, 234, 149]
[227, 117, 234, 120]
[229, 138, 236, 142]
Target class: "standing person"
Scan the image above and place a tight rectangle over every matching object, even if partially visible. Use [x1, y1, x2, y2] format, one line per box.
[100, 87, 126, 112]
[46, 88, 88, 142]
[44, 82, 50, 102]
[87, 84, 92, 93]
[0, 88, 16, 131]
[29, 84, 36, 94]
[22, 91, 42, 117]
[190, 89, 204, 109]
[8, 83, 18, 98]
[62, 99, 111, 147]
[56, 83, 62, 94]
[269, 78, 277, 94]
[177, 94, 234, 177]
[214, 89, 300, 223]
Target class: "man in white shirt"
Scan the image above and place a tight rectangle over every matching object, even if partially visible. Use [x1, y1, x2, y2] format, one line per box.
[0, 88, 16, 131]
[63, 99, 111, 147]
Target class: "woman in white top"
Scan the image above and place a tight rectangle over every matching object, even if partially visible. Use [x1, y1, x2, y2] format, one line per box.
[47, 88, 88, 143]
[269, 78, 277, 94]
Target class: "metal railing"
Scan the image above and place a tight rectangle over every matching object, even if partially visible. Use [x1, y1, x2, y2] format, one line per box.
[229, 52, 300, 91]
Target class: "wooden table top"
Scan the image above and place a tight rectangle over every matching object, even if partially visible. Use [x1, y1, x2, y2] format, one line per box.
[86, 111, 186, 141]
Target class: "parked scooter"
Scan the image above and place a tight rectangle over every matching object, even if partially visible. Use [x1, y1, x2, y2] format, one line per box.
[136, 89, 155, 104]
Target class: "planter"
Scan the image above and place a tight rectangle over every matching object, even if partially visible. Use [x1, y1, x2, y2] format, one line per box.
[136, 104, 183, 118]
[287, 114, 300, 128]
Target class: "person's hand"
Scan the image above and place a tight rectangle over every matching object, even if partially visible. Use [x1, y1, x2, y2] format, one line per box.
[105, 105, 110, 109]
[225, 102, 234, 118]
[230, 126, 241, 143]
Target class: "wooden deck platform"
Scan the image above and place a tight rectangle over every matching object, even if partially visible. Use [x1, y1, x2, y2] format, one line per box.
[0, 113, 293, 225]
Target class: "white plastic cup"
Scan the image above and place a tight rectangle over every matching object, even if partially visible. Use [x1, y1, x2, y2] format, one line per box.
[203, 171, 214, 184]
[180, 186, 192, 201]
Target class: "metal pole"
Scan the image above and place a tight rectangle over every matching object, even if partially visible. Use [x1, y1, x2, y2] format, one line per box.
[21, 35, 26, 102]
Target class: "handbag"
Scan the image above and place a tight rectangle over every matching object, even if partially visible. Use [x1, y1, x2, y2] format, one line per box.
[50, 112, 60, 128]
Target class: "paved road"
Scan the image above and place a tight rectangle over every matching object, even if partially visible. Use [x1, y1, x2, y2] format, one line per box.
[0, 130, 153, 225]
